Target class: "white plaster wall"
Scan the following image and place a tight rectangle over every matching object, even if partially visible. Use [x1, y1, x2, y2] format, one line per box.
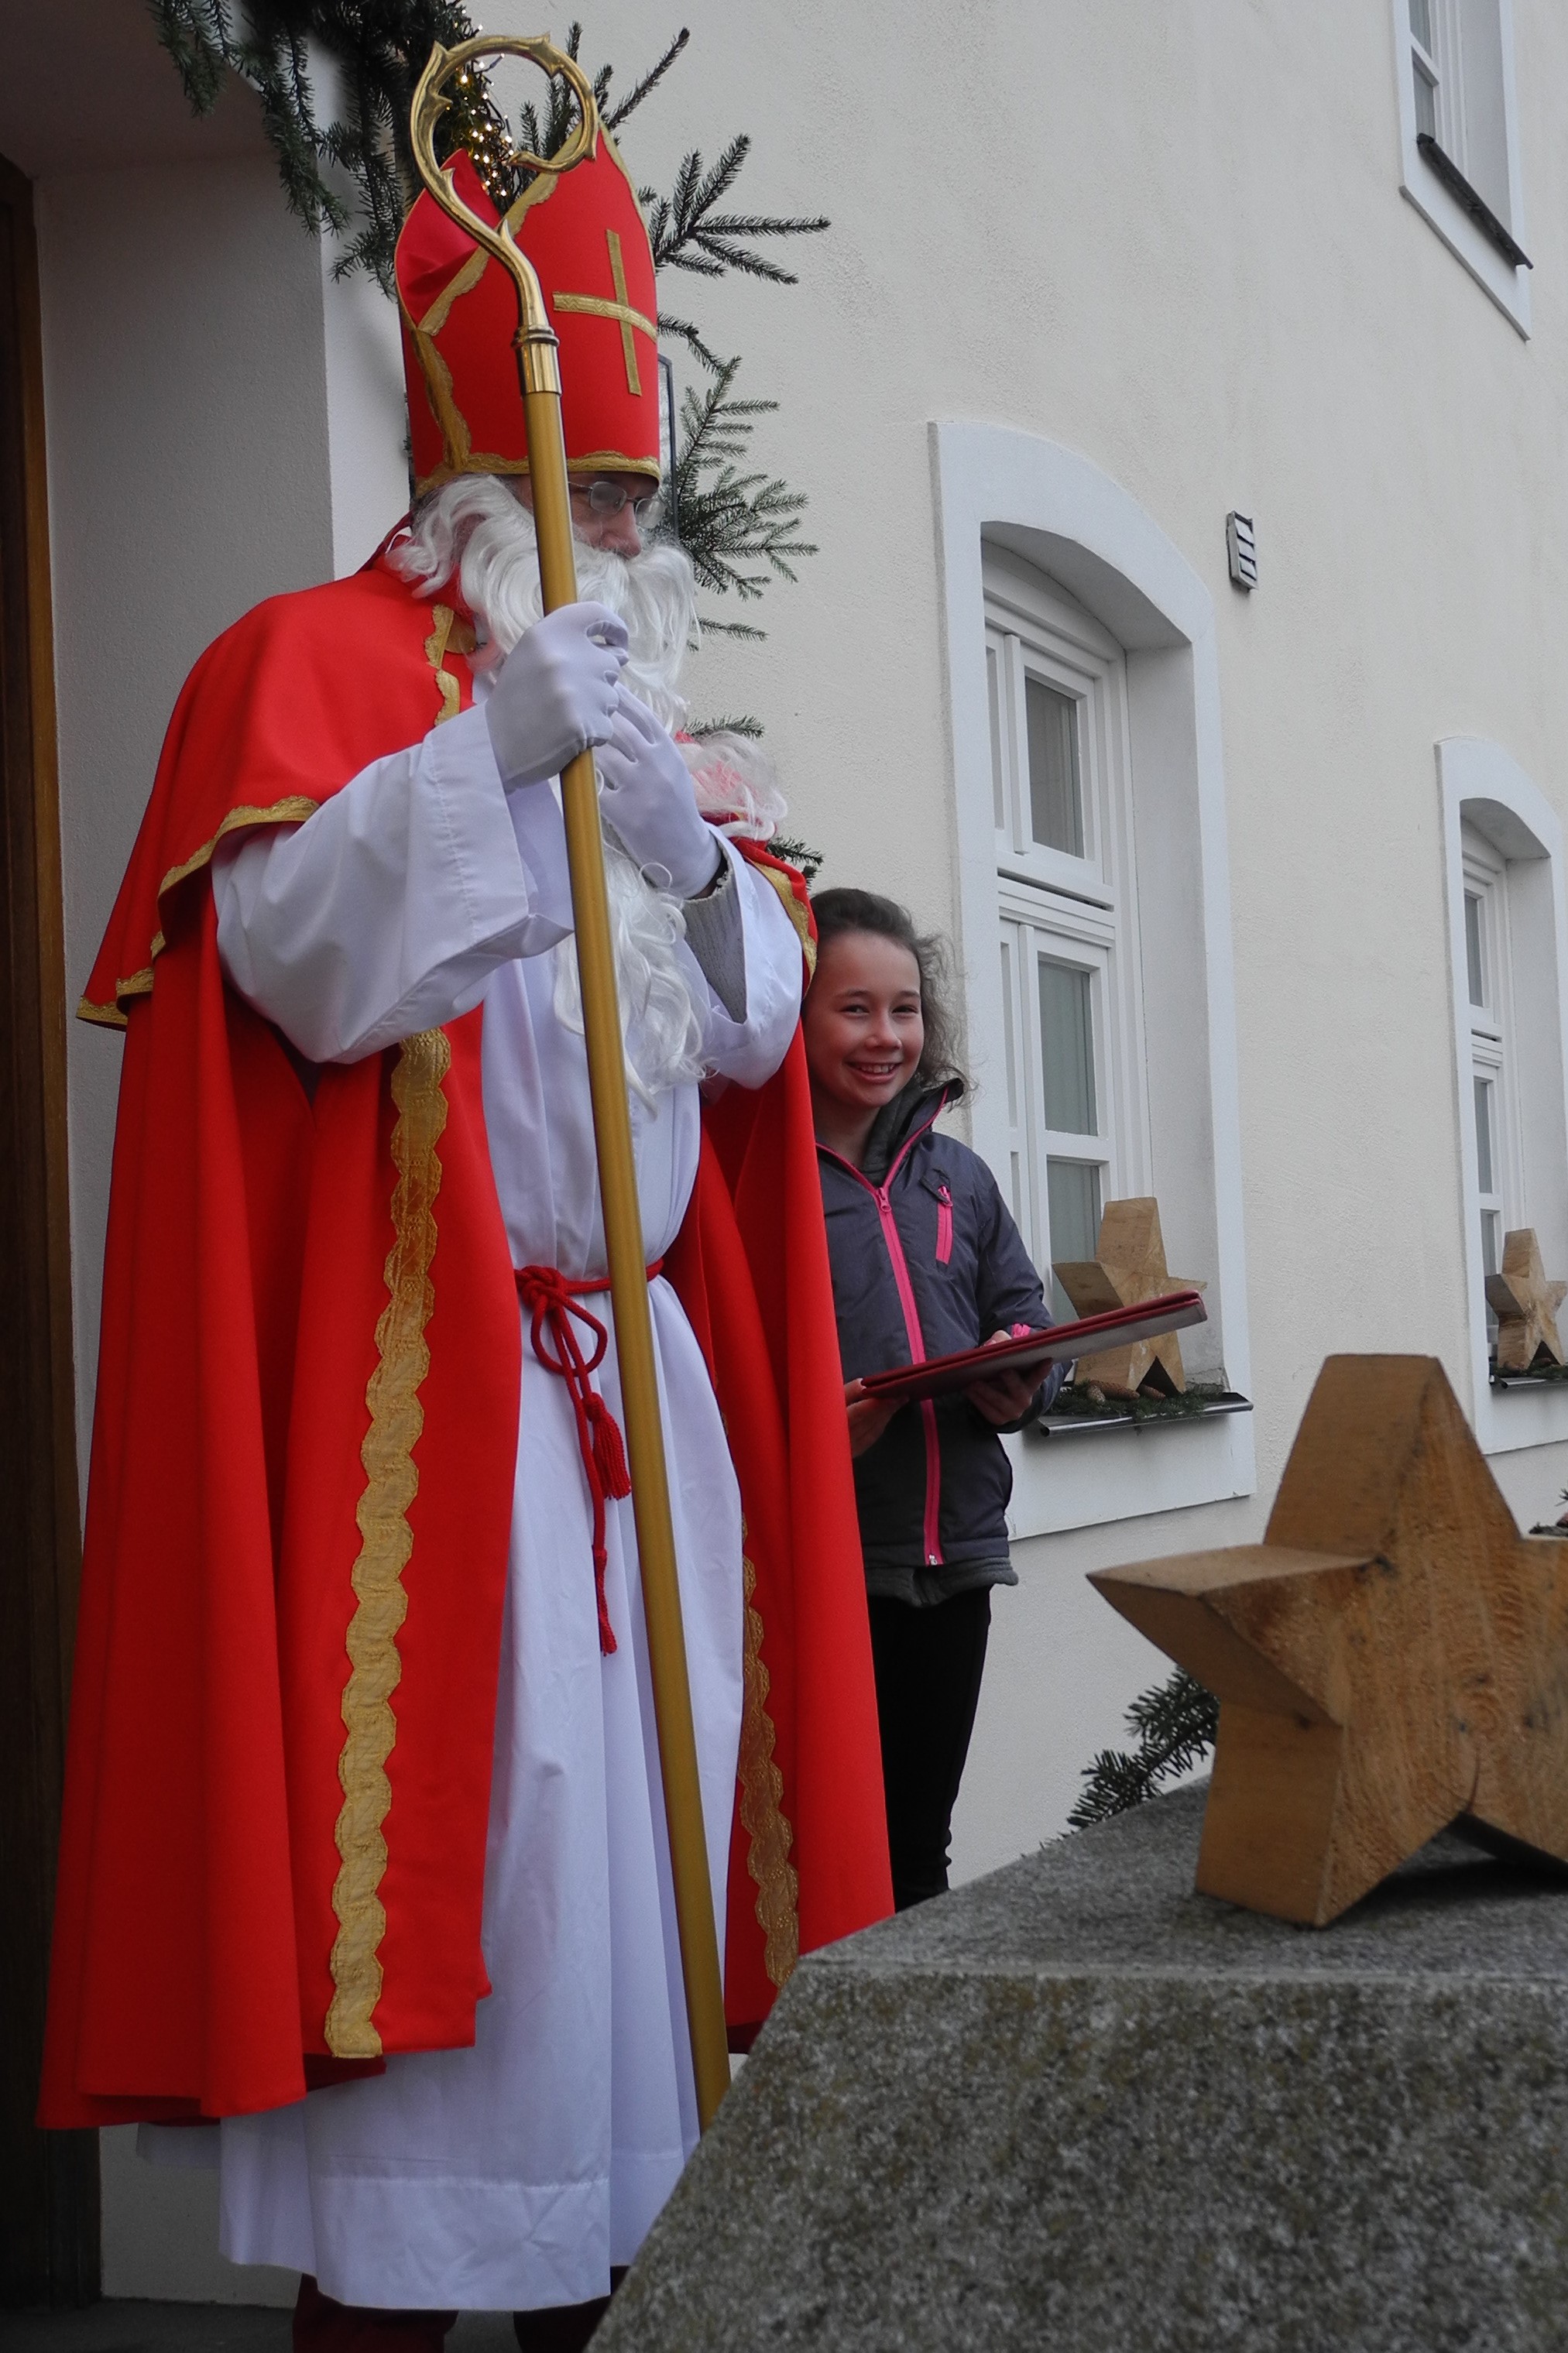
[36, 155, 337, 1463]
[98, 2128, 296, 2309]
[507, 0, 1568, 1866]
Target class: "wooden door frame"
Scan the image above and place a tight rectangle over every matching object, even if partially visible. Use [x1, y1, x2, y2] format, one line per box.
[0, 146, 98, 2308]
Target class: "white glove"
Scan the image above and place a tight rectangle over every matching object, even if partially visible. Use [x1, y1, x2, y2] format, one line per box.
[596, 691, 723, 899]
[484, 602, 629, 790]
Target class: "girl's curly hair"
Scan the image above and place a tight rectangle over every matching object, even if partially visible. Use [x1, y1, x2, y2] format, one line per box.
[808, 887, 968, 1092]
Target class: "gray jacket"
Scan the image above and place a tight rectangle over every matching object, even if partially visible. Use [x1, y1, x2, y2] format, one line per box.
[818, 1080, 1064, 1606]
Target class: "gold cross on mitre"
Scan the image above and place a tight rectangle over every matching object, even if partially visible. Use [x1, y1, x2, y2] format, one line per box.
[554, 229, 657, 396]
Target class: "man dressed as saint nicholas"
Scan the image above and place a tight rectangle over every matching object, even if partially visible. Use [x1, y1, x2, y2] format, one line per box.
[41, 128, 891, 2351]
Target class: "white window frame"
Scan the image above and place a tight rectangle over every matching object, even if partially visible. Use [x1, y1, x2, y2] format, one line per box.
[1391, 0, 1529, 336]
[932, 422, 1254, 1538]
[985, 557, 1151, 1298]
[1439, 738, 1568, 1453]
[1461, 823, 1522, 1295]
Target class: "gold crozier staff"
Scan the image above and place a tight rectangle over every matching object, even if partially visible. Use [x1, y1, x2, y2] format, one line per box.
[410, 35, 730, 2133]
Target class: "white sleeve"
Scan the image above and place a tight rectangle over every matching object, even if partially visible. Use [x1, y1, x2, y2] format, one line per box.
[212, 705, 575, 1063]
[691, 839, 805, 1089]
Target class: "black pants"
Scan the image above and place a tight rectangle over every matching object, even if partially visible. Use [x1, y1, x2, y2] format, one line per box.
[867, 1586, 992, 1911]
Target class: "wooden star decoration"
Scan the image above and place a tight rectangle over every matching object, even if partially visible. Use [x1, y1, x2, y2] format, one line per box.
[1052, 1197, 1205, 1398]
[1090, 1354, 1568, 1925]
[1486, 1226, 1567, 1374]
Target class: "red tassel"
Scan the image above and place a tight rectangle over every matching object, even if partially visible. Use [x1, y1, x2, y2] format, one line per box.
[589, 1399, 632, 1498]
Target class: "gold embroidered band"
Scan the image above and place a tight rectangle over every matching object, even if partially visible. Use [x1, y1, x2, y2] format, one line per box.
[753, 863, 817, 978]
[325, 1027, 452, 2057]
[737, 1548, 800, 1991]
[75, 797, 322, 1027]
[424, 603, 475, 725]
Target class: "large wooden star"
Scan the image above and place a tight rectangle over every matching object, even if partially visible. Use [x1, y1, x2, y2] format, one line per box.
[1486, 1226, 1567, 1374]
[1090, 1355, 1568, 1925]
[1053, 1197, 1205, 1398]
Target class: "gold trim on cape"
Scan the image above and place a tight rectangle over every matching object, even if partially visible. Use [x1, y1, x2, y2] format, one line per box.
[325, 1027, 453, 2057]
[737, 1548, 800, 1991]
[753, 862, 816, 978]
[424, 603, 475, 723]
[157, 798, 321, 903]
[74, 797, 322, 1027]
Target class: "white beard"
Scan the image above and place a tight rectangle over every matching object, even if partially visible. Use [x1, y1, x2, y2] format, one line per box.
[389, 474, 777, 1103]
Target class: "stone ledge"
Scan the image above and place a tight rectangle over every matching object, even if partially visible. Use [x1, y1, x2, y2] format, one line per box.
[599, 1787, 1568, 2353]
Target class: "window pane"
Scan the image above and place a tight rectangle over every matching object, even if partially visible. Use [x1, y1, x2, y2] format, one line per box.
[1408, 0, 1432, 51]
[1048, 1158, 1102, 1321]
[1414, 60, 1437, 139]
[1024, 677, 1084, 857]
[1047, 1158, 1101, 1262]
[1465, 891, 1485, 1008]
[1482, 1209, 1501, 1281]
[1038, 957, 1096, 1136]
[1474, 1075, 1495, 1195]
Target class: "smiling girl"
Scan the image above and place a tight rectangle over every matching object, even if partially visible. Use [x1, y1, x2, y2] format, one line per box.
[803, 888, 1063, 1909]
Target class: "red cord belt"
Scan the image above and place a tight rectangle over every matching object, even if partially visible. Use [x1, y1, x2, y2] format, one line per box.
[513, 1260, 664, 1656]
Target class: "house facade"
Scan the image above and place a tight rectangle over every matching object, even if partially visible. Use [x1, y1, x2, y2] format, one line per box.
[3, 0, 1564, 2307]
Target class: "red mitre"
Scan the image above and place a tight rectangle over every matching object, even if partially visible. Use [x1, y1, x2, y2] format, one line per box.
[396, 140, 660, 497]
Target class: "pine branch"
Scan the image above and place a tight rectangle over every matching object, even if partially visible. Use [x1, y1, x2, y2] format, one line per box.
[643, 137, 828, 281]
[767, 831, 823, 882]
[148, 0, 228, 110]
[689, 713, 764, 736]
[604, 26, 690, 128]
[657, 312, 728, 376]
[148, 0, 479, 293]
[1067, 1669, 1219, 1829]
[674, 355, 815, 605]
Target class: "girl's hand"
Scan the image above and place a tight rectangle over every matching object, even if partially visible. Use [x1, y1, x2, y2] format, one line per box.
[844, 1377, 898, 1459]
[964, 1329, 1045, 1426]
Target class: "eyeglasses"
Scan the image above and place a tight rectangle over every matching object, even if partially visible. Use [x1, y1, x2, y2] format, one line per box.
[571, 477, 663, 524]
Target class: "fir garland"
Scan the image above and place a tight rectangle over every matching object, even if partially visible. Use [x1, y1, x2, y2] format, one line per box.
[147, 5, 825, 648]
[1068, 1669, 1219, 1827]
[1048, 1380, 1239, 1426]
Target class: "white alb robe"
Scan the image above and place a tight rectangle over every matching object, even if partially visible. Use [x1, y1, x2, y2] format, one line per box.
[187, 699, 801, 2311]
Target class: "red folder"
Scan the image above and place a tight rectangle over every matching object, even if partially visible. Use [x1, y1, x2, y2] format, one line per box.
[856, 1290, 1208, 1406]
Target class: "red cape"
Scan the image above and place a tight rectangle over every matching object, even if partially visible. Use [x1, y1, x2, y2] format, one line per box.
[41, 557, 890, 2126]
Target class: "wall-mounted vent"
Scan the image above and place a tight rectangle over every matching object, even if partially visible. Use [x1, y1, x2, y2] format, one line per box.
[1226, 512, 1257, 592]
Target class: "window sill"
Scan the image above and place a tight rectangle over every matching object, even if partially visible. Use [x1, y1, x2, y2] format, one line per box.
[1003, 1387, 1255, 1540]
[1036, 1386, 1253, 1439]
[1416, 135, 1531, 270]
[1397, 129, 1529, 336]
[1491, 1363, 1568, 1392]
[1472, 1369, 1568, 1457]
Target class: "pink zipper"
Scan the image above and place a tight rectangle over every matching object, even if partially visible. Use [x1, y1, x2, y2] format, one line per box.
[935, 1183, 953, 1266]
[822, 1103, 946, 1566]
